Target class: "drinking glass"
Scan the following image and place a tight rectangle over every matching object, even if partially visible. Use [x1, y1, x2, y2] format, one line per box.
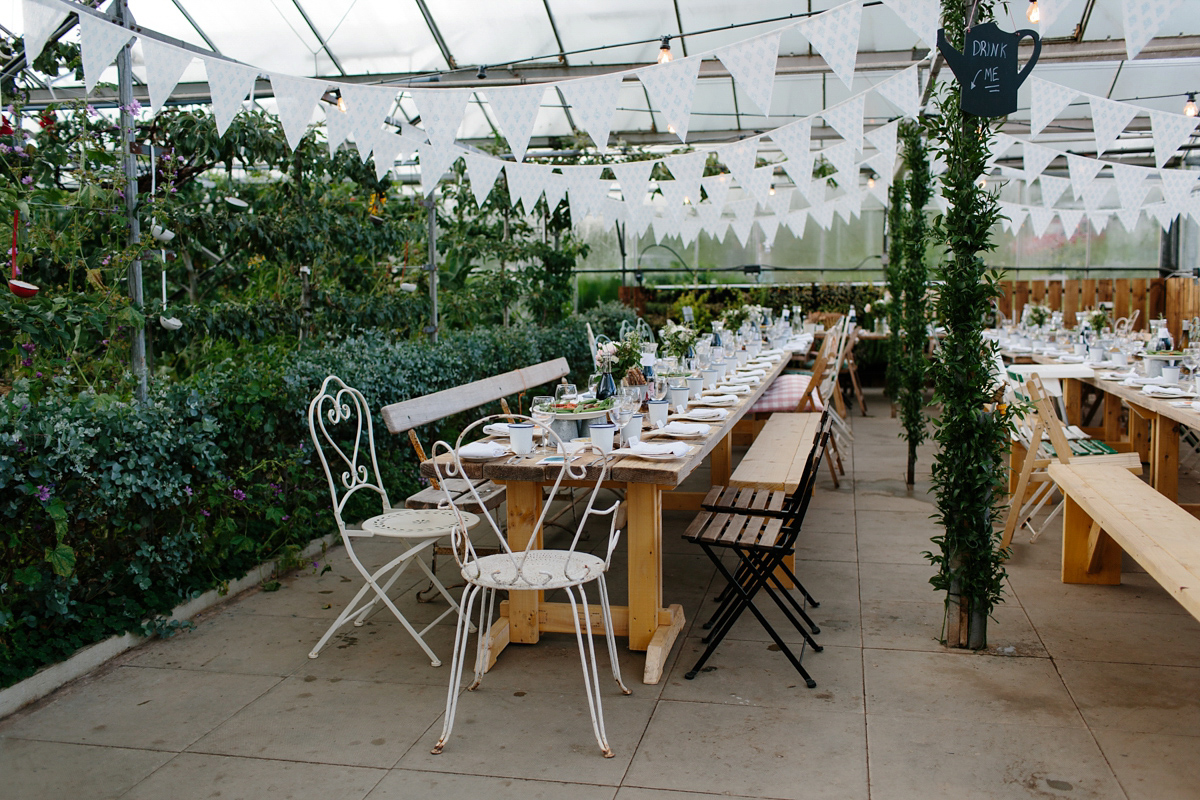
[531, 396, 554, 451]
[652, 375, 670, 402]
[555, 383, 577, 405]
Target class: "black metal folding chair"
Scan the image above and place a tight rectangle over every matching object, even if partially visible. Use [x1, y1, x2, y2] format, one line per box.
[681, 411, 833, 687]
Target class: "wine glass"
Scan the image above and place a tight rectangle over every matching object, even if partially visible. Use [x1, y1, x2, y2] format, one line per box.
[653, 374, 670, 402]
[531, 395, 554, 452]
[555, 383, 577, 406]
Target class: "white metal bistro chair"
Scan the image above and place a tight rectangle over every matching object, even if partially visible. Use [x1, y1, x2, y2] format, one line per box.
[307, 375, 476, 666]
[430, 414, 630, 758]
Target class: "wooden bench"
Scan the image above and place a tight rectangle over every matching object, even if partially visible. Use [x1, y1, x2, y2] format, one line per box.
[1049, 462, 1200, 621]
[381, 357, 570, 513]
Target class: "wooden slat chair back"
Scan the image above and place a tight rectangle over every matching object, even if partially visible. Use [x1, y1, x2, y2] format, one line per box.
[793, 321, 841, 413]
[1000, 373, 1140, 549]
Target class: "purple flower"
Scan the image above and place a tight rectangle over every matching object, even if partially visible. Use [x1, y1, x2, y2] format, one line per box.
[184, 486, 193, 497]
[20, 342, 34, 353]
[86, 104, 98, 117]
[0, 144, 9, 153]
[201, 509, 210, 517]
[282, 515, 290, 521]
[35, 371, 42, 378]
[21, 358, 32, 367]
[232, 488, 246, 501]
[101, 338, 109, 346]
[21, 175, 31, 185]
[36, 485, 51, 503]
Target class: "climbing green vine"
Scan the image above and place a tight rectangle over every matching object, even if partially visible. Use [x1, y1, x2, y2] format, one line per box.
[897, 121, 932, 487]
[885, 177, 906, 402]
[924, 0, 1014, 649]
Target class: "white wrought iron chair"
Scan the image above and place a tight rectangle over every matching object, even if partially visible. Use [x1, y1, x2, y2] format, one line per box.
[430, 414, 630, 758]
[307, 375, 474, 666]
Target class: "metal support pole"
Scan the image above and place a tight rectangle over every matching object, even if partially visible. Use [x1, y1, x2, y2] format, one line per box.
[426, 196, 438, 343]
[116, 0, 147, 403]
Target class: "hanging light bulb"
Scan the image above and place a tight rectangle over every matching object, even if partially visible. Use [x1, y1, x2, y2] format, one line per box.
[667, 124, 676, 135]
[1185, 93, 1199, 117]
[977, 175, 988, 189]
[336, 91, 347, 113]
[867, 175, 876, 189]
[1026, 0, 1040, 24]
[657, 36, 673, 64]
[769, 184, 776, 196]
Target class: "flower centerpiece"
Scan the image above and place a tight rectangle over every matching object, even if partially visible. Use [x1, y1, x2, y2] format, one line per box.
[720, 305, 749, 331]
[1025, 304, 1050, 328]
[659, 320, 698, 361]
[609, 330, 647, 388]
[1086, 308, 1109, 334]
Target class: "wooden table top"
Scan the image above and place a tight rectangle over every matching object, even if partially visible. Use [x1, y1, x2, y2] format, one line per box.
[420, 355, 792, 488]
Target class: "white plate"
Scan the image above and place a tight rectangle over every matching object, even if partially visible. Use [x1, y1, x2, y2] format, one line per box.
[551, 408, 612, 420]
[672, 409, 730, 422]
[460, 449, 511, 462]
[624, 445, 697, 461]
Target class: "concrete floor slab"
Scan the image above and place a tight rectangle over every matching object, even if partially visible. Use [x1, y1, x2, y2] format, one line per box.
[124, 752, 385, 800]
[367, 770, 619, 800]
[0, 738, 172, 799]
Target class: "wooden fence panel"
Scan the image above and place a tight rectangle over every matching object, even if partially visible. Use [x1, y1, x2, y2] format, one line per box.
[1013, 281, 1029, 322]
[1132, 279, 1147, 330]
[1113, 278, 1130, 327]
[1149, 279, 1166, 326]
[997, 282, 1012, 320]
[1062, 280, 1080, 327]
[1030, 280, 1046, 305]
[1049, 280, 1062, 313]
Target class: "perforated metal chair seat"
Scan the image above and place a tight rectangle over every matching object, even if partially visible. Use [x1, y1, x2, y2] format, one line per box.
[463, 550, 606, 591]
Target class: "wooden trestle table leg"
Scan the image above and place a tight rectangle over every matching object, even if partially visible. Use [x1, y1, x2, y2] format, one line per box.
[503, 481, 542, 644]
[1063, 378, 1082, 427]
[626, 482, 684, 684]
[1152, 414, 1179, 502]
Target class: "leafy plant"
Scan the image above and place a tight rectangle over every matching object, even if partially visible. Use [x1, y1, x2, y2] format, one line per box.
[923, 0, 1014, 650]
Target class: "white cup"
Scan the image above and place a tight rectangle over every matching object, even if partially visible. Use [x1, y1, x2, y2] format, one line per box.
[1073, 343, 1087, 356]
[588, 423, 616, 455]
[701, 368, 719, 390]
[714, 360, 730, 381]
[1089, 346, 1105, 363]
[647, 400, 669, 428]
[623, 413, 644, 445]
[735, 350, 749, 367]
[508, 423, 535, 455]
[1110, 351, 1128, 366]
[687, 375, 704, 399]
[1162, 366, 1182, 384]
[669, 386, 691, 413]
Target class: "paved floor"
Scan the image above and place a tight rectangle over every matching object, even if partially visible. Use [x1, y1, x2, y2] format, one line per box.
[5, 389, 1200, 799]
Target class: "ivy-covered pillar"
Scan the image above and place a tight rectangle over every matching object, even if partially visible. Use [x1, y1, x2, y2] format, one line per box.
[898, 121, 932, 488]
[884, 177, 907, 404]
[926, 0, 1012, 649]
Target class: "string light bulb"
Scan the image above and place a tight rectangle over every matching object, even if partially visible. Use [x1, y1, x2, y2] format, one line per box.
[667, 124, 676, 134]
[657, 36, 673, 64]
[977, 175, 988, 189]
[1026, 0, 1040, 24]
[867, 175, 876, 189]
[769, 184, 776, 196]
[1186, 93, 1198, 117]
[336, 91, 347, 113]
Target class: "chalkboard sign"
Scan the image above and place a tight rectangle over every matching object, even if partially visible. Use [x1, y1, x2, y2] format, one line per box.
[937, 22, 1041, 118]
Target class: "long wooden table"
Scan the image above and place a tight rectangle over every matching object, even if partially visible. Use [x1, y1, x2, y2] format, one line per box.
[1012, 353, 1200, 510]
[420, 355, 792, 684]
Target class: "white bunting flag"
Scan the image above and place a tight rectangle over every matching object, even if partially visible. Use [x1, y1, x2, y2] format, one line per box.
[1079, 175, 1112, 211]
[417, 142, 460, 196]
[880, 0, 939, 46]
[873, 64, 921, 119]
[729, 214, 756, 248]
[1027, 205, 1056, 238]
[371, 132, 406, 181]
[823, 95, 865, 153]
[757, 214, 782, 247]
[627, 201, 654, 238]
[771, 118, 813, 166]
[204, 58, 261, 136]
[1121, 0, 1184, 61]
[742, 165, 776, 206]
[1149, 109, 1200, 169]
[505, 162, 547, 212]
[821, 140, 857, 182]
[637, 55, 702, 143]
[485, 84, 545, 162]
[141, 38, 194, 115]
[664, 150, 708, 204]
[323, 102, 354, 154]
[728, 197, 757, 223]
[557, 73, 624, 155]
[270, 74, 327, 150]
[339, 84, 400, 153]
[720, 139, 760, 188]
[1115, 205, 1142, 233]
[409, 88, 471, 147]
[1039, 174, 1070, 207]
[810, 200, 835, 230]
[1112, 163, 1150, 210]
[1146, 202, 1176, 231]
[79, 12, 133, 94]
[563, 165, 607, 217]
[717, 31, 782, 116]
[611, 159, 656, 205]
[22, 0, 68, 67]
[1032, 0, 1081, 30]
[700, 174, 732, 211]
[1057, 208, 1085, 238]
[696, 194, 723, 230]
[802, 0, 863, 89]
[866, 171, 891, 205]
[767, 185, 794, 217]
[1089, 95, 1139, 156]
[1022, 141, 1057, 180]
[1067, 153, 1106, 199]
[1089, 210, 1112, 234]
[988, 132, 1017, 167]
[544, 172, 569, 212]
[680, 216, 704, 248]
[781, 158, 813, 191]
[785, 208, 809, 237]
[865, 120, 899, 174]
[1000, 203, 1027, 233]
[463, 153, 505, 208]
[707, 215, 732, 242]
[832, 193, 856, 224]
[1028, 77, 1077, 137]
[800, 176, 828, 207]
[1160, 168, 1200, 214]
[658, 179, 690, 223]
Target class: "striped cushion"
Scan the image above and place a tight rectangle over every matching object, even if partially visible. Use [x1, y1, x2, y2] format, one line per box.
[751, 373, 824, 413]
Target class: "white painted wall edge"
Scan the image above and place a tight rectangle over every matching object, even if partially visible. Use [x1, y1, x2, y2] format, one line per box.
[0, 532, 340, 721]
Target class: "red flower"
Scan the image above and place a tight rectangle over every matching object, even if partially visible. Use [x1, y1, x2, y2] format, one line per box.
[0, 117, 12, 136]
[38, 111, 55, 130]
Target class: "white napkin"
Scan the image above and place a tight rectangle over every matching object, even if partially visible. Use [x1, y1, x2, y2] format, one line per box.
[483, 423, 512, 437]
[1098, 371, 1135, 380]
[736, 368, 767, 377]
[458, 441, 510, 459]
[714, 384, 752, 395]
[680, 408, 729, 421]
[629, 441, 690, 457]
[1125, 376, 1167, 386]
[760, 349, 785, 357]
[662, 421, 710, 436]
[1142, 385, 1190, 397]
[1057, 355, 1085, 363]
[724, 374, 760, 385]
[692, 394, 739, 406]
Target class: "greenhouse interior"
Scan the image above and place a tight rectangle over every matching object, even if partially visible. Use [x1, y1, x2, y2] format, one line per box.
[2, 0, 1200, 798]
